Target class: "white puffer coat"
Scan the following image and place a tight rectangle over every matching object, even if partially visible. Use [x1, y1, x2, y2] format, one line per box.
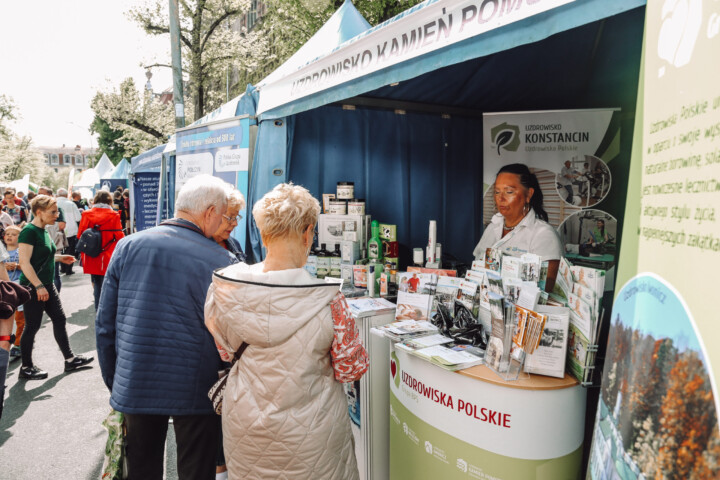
[205, 263, 359, 480]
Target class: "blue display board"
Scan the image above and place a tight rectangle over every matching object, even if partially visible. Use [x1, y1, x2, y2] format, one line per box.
[133, 173, 160, 232]
[176, 117, 250, 250]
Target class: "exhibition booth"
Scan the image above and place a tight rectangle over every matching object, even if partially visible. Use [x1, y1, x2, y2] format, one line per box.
[125, 1, 720, 478]
[244, 1, 645, 478]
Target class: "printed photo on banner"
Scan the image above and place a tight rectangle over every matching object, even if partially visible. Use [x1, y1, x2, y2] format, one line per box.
[555, 154, 611, 207]
[558, 210, 617, 275]
[589, 274, 719, 480]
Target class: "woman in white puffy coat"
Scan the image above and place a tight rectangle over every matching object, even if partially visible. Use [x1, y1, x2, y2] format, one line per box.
[205, 183, 368, 480]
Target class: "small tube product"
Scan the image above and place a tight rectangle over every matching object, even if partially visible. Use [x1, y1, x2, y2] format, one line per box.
[427, 220, 437, 264]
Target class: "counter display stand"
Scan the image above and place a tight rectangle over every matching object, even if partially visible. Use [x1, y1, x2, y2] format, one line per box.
[387, 344, 586, 480]
[348, 307, 394, 480]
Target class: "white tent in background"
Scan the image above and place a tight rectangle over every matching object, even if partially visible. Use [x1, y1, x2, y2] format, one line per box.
[73, 168, 100, 188]
[94, 153, 114, 178]
[8, 174, 30, 194]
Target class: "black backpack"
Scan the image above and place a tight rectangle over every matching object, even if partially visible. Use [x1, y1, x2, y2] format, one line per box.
[76, 225, 123, 257]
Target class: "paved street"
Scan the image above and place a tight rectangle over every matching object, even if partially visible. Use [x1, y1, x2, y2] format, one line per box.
[1, 272, 178, 479]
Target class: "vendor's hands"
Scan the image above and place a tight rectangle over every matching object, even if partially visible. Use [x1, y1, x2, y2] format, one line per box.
[58, 255, 76, 265]
[4, 262, 18, 271]
[36, 286, 49, 301]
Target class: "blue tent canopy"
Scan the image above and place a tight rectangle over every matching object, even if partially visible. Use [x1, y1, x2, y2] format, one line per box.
[131, 144, 165, 173]
[246, 0, 646, 262]
[107, 158, 131, 179]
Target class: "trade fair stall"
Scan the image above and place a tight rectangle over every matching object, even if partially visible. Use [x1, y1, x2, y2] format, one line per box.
[143, 0, 719, 478]
[241, 0, 646, 478]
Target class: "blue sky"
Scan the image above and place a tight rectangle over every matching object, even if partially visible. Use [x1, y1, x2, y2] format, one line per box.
[612, 274, 702, 354]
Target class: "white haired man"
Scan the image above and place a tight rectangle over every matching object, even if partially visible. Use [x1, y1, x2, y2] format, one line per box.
[55, 188, 82, 275]
[96, 174, 238, 480]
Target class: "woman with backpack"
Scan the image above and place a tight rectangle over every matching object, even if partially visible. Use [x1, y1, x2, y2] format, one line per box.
[78, 191, 124, 310]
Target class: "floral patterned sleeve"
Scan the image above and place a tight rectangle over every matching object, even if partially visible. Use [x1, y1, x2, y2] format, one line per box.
[215, 341, 232, 363]
[330, 292, 369, 383]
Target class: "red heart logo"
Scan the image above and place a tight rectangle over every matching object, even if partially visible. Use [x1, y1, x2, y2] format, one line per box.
[391, 359, 397, 378]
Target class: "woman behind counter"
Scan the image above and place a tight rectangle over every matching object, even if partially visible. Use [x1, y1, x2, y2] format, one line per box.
[473, 163, 563, 291]
[205, 183, 368, 480]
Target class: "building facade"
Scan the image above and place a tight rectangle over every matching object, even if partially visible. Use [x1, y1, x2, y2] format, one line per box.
[36, 145, 97, 174]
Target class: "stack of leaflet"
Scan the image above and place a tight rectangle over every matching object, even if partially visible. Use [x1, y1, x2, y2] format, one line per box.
[397, 339, 485, 371]
[470, 248, 571, 380]
[374, 320, 439, 342]
[555, 257, 605, 385]
[345, 297, 397, 317]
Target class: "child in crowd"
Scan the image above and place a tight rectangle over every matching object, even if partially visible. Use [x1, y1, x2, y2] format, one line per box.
[3, 225, 24, 359]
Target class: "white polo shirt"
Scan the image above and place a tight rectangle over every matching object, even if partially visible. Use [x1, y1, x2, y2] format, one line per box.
[473, 210, 563, 262]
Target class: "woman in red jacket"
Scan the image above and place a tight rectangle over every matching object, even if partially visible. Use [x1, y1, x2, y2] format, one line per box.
[78, 191, 124, 310]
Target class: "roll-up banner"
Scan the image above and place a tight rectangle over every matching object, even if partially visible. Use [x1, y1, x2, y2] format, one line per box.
[588, 3, 720, 479]
[175, 117, 250, 249]
[483, 109, 624, 291]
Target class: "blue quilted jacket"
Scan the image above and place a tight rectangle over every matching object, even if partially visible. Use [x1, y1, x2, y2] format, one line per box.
[96, 221, 236, 415]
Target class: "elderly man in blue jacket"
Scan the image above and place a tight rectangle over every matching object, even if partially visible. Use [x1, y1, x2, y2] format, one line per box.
[96, 174, 237, 480]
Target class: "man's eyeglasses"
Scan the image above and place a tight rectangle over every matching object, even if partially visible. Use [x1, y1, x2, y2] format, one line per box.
[222, 214, 243, 224]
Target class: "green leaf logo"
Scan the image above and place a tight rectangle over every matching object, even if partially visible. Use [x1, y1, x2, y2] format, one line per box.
[490, 123, 521, 155]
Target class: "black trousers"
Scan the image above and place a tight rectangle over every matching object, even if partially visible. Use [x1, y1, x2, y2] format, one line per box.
[20, 284, 73, 367]
[124, 413, 220, 480]
[61, 236, 77, 274]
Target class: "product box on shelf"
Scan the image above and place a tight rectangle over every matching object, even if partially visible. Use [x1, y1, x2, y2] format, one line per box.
[341, 264, 354, 283]
[318, 214, 368, 251]
[382, 240, 399, 258]
[341, 241, 361, 264]
[343, 231, 359, 242]
[353, 264, 369, 288]
[379, 223, 397, 241]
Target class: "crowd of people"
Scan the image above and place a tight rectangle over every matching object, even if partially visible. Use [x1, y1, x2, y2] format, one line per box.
[1, 175, 369, 480]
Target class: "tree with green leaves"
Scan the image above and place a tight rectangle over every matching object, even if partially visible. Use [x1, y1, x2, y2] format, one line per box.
[91, 116, 131, 165]
[243, 0, 425, 86]
[129, 0, 267, 121]
[90, 78, 175, 162]
[0, 95, 51, 185]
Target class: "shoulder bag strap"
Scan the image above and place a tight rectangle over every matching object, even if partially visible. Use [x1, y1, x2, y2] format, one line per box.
[232, 342, 249, 365]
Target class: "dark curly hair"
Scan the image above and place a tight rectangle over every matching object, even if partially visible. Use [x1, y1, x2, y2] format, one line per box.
[496, 163, 548, 222]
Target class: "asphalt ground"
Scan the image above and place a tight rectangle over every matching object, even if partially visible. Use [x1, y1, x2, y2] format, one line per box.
[0, 271, 179, 479]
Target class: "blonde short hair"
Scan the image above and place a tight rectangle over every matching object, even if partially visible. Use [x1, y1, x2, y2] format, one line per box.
[3, 225, 21, 235]
[29, 194, 57, 214]
[252, 183, 320, 242]
[227, 189, 246, 211]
